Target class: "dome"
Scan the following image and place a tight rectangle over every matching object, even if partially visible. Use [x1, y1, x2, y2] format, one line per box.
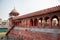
[9, 8, 19, 16]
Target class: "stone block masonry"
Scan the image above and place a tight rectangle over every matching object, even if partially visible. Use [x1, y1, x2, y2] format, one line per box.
[8, 28, 60, 40]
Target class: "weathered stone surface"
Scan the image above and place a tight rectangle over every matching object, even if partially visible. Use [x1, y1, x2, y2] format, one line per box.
[8, 30, 60, 40]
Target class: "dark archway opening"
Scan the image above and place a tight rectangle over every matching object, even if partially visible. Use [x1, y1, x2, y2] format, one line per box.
[44, 17, 49, 22]
[51, 15, 59, 27]
[44, 17, 50, 26]
[34, 19, 38, 26]
[30, 19, 33, 26]
[39, 18, 43, 26]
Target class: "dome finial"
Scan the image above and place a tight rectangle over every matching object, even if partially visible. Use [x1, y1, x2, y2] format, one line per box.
[9, 0, 19, 17]
[13, 0, 15, 10]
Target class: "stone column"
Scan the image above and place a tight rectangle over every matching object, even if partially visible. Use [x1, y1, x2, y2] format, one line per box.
[20, 21, 22, 27]
[27, 19, 30, 27]
[25, 19, 27, 27]
[18, 21, 19, 26]
[47, 18, 51, 28]
[17, 22, 18, 26]
[42, 18, 45, 28]
[33, 19, 34, 27]
[15, 22, 17, 26]
[37, 18, 40, 28]
[21, 20, 23, 27]
[58, 17, 60, 28]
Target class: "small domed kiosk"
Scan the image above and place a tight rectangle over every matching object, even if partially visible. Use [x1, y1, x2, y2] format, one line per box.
[9, 8, 19, 17]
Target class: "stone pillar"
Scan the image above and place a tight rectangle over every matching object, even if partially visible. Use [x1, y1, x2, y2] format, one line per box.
[42, 18, 45, 28]
[27, 19, 29, 27]
[37, 18, 39, 27]
[17, 22, 18, 26]
[25, 19, 27, 27]
[47, 18, 51, 28]
[59, 17, 60, 28]
[35, 18, 39, 28]
[18, 22, 19, 27]
[21, 20, 23, 27]
[28, 19, 30, 27]
[20, 22, 21, 27]
[15, 22, 17, 26]
[33, 19, 34, 27]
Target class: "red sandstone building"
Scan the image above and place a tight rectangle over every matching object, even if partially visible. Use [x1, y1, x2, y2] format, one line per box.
[6, 5, 60, 40]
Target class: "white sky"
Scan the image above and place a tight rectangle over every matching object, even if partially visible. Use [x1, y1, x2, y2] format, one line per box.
[0, 0, 60, 20]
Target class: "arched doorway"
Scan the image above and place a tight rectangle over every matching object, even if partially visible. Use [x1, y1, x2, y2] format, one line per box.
[34, 18, 38, 26]
[51, 15, 59, 27]
[30, 19, 33, 26]
[44, 17, 50, 26]
[39, 18, 43, 26]
[19, 20, 21, 27]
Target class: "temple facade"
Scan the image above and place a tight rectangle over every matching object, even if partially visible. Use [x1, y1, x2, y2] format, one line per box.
[6, 5, 60, 40]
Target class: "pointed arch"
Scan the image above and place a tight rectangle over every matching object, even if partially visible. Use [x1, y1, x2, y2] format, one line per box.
[44, 17, 49, 22]
[34, 18, 38, 26]
[44, 17, 50, 26]
[30, 19, 33, 26]
[51, 15, 59, 27]
[39, 18, 43, 26]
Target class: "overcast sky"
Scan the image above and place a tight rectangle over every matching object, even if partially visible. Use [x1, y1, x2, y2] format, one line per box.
[0, 0, 60, 20]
